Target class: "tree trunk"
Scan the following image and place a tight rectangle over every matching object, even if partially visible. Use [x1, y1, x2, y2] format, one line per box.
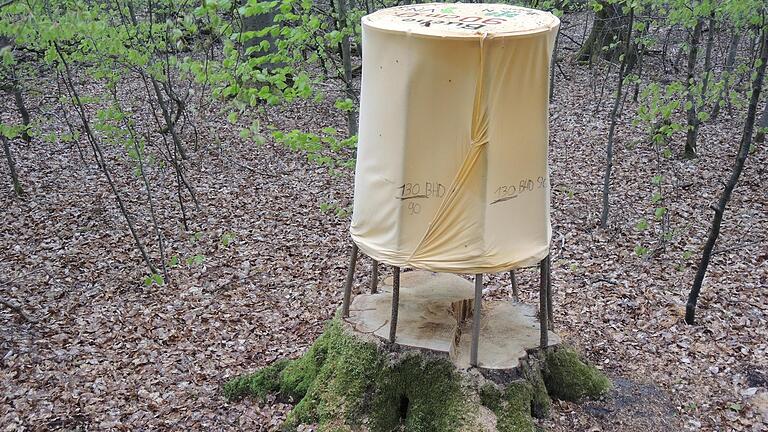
[1, 135, 23, 196]
[335, 0, 358, 135]
[684, 19, 703, 159]
[577, 1, 634, 67]
[549, 29, 560, 102]
[241, 2, 281, 67]
[1, 38, 32, 143]
[600, 7, 634, 228]
[711, 31, 741, 121]
[701, 16, 715, 97]
[755, 98, 768, 143]
[686, 23, 768, 325]
[12, 83, 31, 143]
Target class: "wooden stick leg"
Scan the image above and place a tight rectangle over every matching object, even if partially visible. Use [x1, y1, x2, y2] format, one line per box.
[539, 257, 549, 348]
[509, 270, 518, 301]
[341, 243, 359, 318]
[546, 255, 554, 330]
[370, 259, 379, 294]
[471, 273, 483, 367]
[389, 267, 400, 343]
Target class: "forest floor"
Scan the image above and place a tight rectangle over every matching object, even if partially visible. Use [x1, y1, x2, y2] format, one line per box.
[1, 11, 767, 432]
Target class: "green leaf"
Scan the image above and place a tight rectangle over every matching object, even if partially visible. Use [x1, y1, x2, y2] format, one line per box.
[144, 273, 164, 286]
[321, 126, 337, 135]
[635, 218, 649, 231]
[334, 98, 354, 112]
[187, 254, 205, 266]
[221, 232, 236, 247]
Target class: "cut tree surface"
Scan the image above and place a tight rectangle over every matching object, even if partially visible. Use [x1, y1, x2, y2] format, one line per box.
[347, 270, 561, 369]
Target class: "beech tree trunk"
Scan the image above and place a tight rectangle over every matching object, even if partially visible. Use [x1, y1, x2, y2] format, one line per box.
[684, 19, 704, 159]
[686, 23, 768, 325]
[335, 0, 358, 135]
[711, 31, 741, 121]
[701, 15, 715, 100]
[1, 135, 23, 196]
[11, 84, 31, 143]
[577, 1, 634, 68]
[241, 4, 280, 64]
[600, 7, 634, 228]
[1, 37, 32, 143]
[755, 99, 768, 143]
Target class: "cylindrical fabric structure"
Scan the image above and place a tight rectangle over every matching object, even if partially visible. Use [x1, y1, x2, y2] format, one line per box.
[351, 3, 559, 273]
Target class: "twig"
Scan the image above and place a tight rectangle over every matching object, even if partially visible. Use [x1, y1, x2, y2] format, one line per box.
[0, 298, 37, 323]
[222, 152, 281, 178]
[0, 268, 43, 288]
[713, 238, 765, 256]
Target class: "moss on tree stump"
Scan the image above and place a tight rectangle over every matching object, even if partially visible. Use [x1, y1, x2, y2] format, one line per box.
[224, 318, 610, 431]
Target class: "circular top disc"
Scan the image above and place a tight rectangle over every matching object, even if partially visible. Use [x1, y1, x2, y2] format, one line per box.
[362, 3, 559, 39]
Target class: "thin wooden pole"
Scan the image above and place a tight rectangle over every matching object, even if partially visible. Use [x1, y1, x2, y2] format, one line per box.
[471, 274, 483, 367]
[389, 267, 400, 343]
[341, 243, 359, 317]
[509, 270, 518, 301]
[370, 259, 379, 294]
[546, 255, 554, 330]
[539, 258, 549, 348]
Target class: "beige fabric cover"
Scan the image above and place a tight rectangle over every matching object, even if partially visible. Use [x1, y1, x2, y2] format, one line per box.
[351, 3, 559, 273]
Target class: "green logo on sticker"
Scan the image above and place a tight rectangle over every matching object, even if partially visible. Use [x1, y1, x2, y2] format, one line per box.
[485, 10, 520, 18]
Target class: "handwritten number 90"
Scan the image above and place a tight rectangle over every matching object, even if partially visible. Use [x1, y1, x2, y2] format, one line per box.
[407, 202, 421, 215]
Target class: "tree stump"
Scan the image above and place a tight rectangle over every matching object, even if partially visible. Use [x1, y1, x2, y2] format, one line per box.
[225, 272, 611, 432]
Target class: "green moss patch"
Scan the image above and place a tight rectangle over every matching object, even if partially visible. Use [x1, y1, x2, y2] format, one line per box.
[224, 319, 476, 432]
[225, 323, 610, 431]
[223, 359, 288, 401]
[479, 381, 538, 432]
[543, 348, 611, 401]
[368, 354, 473, 432]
